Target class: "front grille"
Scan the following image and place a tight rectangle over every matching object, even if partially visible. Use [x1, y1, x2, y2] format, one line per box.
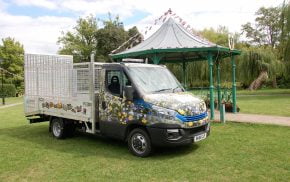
[185, 124, 207, 135]
[176, 112, 207, 122]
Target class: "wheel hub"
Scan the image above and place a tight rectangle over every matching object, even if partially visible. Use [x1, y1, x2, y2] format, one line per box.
[52, 121, 61, 137]
[132, 134, 147, 154]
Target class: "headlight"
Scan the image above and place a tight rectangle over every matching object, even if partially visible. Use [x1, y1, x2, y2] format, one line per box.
[152, 105, 177, 118]
[199, 101, 207, 113]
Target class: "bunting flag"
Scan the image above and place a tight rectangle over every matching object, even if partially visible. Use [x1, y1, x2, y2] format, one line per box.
[162, 17, 167, 22]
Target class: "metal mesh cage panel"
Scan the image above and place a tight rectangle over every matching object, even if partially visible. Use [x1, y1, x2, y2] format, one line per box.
[25, 54, 73, 98]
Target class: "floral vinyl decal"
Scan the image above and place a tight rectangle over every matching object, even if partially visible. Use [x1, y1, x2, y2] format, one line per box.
[99, 91, 209, 128]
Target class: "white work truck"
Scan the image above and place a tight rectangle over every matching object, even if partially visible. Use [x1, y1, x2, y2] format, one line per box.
[24, 54, 210, 157]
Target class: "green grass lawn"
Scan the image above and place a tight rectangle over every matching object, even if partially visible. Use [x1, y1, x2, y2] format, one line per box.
[237, 89, 290, 117]
[237, 88, 290, 95]
[237, 95, 290, 117]
[0, 96, 23, 106]
[0, 104, 289, 181]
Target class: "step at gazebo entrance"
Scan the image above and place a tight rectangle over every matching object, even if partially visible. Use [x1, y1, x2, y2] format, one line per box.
[110, 17, 241, 120]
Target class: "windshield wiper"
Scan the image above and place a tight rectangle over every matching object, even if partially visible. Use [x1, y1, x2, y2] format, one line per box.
[154, 88, 172, 93]
[172, 86, 179, 93]
[172, 86, 183, 93]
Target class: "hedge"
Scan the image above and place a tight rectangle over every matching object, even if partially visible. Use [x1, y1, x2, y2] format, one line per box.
[0, 84, 16, 97]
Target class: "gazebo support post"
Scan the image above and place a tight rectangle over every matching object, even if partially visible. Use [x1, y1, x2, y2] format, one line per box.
[207, 53, 214, 120]
[151, 54, 161, 65]
[182, 61, 187, 88]
[216, 59, 221, 111]
[231, 54, 237, 113]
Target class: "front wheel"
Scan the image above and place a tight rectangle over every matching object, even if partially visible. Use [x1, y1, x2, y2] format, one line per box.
[128, 128, 152, 157]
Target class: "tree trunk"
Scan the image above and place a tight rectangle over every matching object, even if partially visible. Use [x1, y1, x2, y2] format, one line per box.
[248, 71, 268, 90]
[272, 76, 277, 88]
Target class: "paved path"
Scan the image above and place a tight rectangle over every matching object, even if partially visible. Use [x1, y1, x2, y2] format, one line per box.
[0, 102, 23, 109]
[214, 111, 290, 127]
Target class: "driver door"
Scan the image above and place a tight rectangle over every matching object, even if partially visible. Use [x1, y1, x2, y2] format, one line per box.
[99, 65, 128, 138]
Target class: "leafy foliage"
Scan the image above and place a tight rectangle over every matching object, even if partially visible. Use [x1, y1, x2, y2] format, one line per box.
[0, 84, 16, 97]
[96, 16, 129, 61]
[279, 1, 290, 78]
[236, 47, 282, 87]
[242, 6, 281, 48]
[0, 37, 24, 89]
[58, 15, 98, 62]
[0, 37, 24, 75]
[198, 26, 233, 47]
[58, 14, 140, 62]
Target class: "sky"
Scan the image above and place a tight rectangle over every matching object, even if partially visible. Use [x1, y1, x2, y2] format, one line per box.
[0, 0, 284, 54]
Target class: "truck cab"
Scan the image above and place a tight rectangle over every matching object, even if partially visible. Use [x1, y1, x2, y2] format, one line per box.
[24, 54, 210, 157]
[99, 63, 210, 155]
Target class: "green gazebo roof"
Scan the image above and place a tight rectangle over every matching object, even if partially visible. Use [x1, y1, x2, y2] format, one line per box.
[111, 18, 240, 63]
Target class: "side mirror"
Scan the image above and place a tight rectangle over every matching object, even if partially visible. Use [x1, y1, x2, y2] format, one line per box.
[124, 85, 134, 101]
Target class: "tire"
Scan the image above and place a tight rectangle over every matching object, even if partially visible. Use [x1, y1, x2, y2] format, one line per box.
[128, 128, 152, 157]
[51, 118, 66, 139]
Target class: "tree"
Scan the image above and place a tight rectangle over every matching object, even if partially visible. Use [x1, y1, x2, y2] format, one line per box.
[58, 14, 141, 62]
[58, 15, 98, 62]
[237, 47, 282, 90]
[280, 1, 290, 75]
[199, 26, 230, 47]
[241, 7, 281, 48]
[0, 37, 24, 88]
[0, 37, 24, 75]
[110, 25, 143, 55]
[241, 6, 286, 88]
[128, 26, 139, 37]
[95, 15, 130, 61]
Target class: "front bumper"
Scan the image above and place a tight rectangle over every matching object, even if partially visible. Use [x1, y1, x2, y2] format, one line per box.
[147, 123, 210, 147]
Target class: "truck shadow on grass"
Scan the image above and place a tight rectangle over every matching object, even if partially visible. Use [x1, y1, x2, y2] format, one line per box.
[0, 123, 199, 159]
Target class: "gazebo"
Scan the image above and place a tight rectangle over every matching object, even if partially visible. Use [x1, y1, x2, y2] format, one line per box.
[111, 17, 241, 120]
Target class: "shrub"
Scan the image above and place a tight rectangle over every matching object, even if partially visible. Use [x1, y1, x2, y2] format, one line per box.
[0, 84, 16, 97]
[16, 83, 24, 96]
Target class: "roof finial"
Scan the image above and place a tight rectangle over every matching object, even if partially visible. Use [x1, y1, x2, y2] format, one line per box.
[168, 8, 172, 14]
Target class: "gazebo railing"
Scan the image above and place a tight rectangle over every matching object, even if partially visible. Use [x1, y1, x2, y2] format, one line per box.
[188, 87, 233, 108]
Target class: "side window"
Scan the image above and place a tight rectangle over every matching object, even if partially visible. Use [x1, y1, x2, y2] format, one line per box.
[106, 70, 122, 96]
[105, 70, 132, 97]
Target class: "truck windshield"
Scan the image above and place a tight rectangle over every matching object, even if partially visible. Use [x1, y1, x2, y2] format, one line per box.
[127, 66, 183, 94]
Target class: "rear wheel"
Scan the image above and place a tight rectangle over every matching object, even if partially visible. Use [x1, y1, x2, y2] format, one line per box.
[51, 118, 65, 139]
[128, 128, 152, 157]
